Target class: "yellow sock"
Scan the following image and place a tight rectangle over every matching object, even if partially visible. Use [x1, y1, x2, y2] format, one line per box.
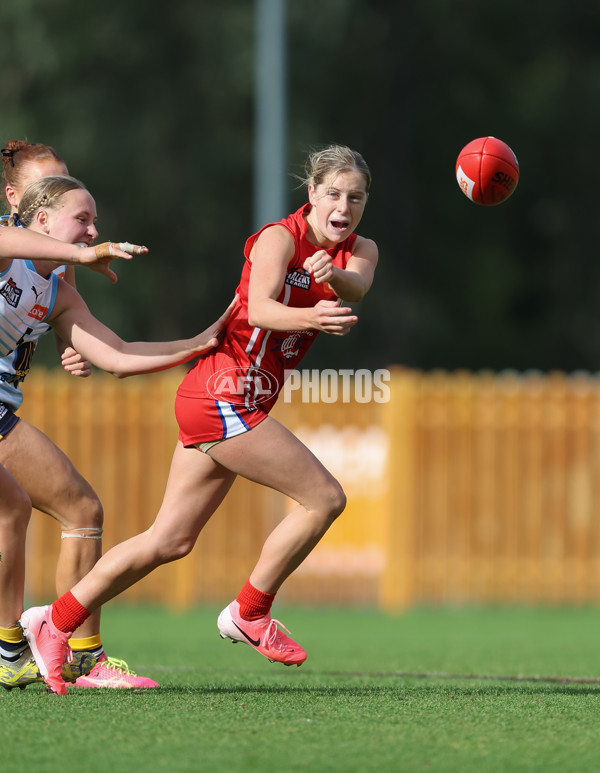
[69, 634, 103, 651]
[0, 625, 23, 644]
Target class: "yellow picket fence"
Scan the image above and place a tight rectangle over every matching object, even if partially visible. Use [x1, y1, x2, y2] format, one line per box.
[17, 366, 600, 610]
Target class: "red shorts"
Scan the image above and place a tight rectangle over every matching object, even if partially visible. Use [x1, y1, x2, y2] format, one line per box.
[175, 393, 269, 447]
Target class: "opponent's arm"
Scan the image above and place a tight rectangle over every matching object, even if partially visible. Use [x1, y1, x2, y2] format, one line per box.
[247, 225, 358, 335]
[0, 228, 146, 283]
[57, 265, 92, 378]
[47, 282, 232, 378]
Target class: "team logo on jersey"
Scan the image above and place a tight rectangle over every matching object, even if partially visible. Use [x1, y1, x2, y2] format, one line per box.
[280, 333, 302, 359]
[27, 304, 49, 321]
[1, 278, 22, 308]
[271, 330, 314, 360]
[207, 366, 280, 406]
[285, 268, 311, 290]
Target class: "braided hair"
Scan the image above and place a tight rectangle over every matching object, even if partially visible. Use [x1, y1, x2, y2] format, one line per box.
[18, 175, 88, 228]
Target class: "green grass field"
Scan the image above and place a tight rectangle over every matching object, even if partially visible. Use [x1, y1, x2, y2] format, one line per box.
[3, 605, 600, 772]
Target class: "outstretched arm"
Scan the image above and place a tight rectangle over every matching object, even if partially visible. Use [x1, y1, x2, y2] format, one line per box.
[48, 282, 233, 378]
[55, 266, 92, 378]
[0, 228, 147, 283]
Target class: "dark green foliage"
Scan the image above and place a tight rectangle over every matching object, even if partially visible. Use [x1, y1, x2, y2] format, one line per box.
[3, 2, 600, 371]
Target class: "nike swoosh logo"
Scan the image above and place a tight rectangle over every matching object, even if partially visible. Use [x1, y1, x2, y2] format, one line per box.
[232, 621, 260, 647]
[38, 619, 48, 636]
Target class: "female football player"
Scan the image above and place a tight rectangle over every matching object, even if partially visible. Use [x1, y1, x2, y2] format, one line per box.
[0, 142, 165, 689]
[0, 173, 229, 691]
[0, 142, 167, 689]
[1, 139, 91, 377]
[20, 145, 379, 695]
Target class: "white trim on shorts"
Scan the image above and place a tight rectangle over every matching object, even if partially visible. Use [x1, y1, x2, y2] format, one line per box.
[191, 400, 254, 453]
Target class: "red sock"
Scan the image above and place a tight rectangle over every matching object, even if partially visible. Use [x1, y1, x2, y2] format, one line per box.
[236, 579, 275, 621]
[51, 591, 91, 634]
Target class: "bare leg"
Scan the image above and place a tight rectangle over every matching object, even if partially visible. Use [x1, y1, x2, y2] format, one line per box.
[68, 416, 344, 611]
[0, 463, 31, 627]
[208, 417, 346, 592]
[71, 441, 236, 609]
[0, 419, 103, 637]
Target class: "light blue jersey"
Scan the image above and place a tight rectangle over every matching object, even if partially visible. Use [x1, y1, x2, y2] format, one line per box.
[0, 256, 60, 410]
[0, 215, 66, 410]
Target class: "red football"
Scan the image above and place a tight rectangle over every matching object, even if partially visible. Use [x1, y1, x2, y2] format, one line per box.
[455, 136, 519, 206]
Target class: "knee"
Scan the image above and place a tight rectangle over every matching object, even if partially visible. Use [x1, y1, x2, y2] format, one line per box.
[156, 535, 195, 564]
[65, 492, 104, 531]
[328, 481, 347, 520]
[317, 479, 347, 524]
[83, 496, 104, 530]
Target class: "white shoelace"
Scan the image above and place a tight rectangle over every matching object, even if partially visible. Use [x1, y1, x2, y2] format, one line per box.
[264, 618, 295, 652]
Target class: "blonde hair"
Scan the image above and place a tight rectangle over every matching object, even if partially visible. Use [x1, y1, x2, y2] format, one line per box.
[300, 145, 371, 192]
[18, 175, 88, 228]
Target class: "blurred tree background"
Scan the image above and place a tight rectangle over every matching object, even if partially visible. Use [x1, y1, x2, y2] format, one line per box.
[2, 0, 600, 373]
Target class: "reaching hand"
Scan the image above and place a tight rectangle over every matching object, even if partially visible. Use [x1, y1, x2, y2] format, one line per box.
[77, 242, 148, 283]
[191, 295, 238, 355]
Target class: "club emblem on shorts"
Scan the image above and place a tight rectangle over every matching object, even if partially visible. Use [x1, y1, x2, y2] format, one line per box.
[1, 278, 22, 308]
[207, 366, 280, 406]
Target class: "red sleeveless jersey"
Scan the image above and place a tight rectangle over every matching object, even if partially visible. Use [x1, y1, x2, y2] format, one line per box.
[177, 203, 357, 422]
